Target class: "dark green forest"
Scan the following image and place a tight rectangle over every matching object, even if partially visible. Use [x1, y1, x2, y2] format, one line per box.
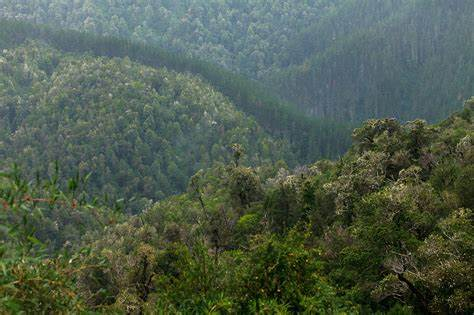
[0, 0, 342, 77]
[0, 1, 473, 314]
[0, 19, 352, 164]
[270, 0, 474, 122]
[1, 0, 473, 122]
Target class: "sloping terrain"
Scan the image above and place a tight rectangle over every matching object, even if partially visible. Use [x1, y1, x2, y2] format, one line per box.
[269, 0, 474, 122]
[0, 0, 341, 77]
[2, 1, 472, 124]
[0, 42, 293, 209]
[0, 19, 352, 164]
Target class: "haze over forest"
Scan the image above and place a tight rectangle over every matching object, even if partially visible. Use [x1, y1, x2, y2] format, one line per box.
[0, 1, 473, 314]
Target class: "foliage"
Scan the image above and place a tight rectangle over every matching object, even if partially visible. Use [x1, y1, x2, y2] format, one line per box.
[416, 208, 474, 313]
[0, 42, 294, 210]
[0, 254, 86, 313]
[69, 102, 473, 313]
[0, 166, 114, 313]
[2, 1, 472, 124]
[0, 0, 340, 78]
[0, 12, 472, 311]
[0, 18, 352, 164]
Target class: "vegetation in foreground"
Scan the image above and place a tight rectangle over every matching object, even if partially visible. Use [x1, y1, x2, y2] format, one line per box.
[1, 99, 473, 314]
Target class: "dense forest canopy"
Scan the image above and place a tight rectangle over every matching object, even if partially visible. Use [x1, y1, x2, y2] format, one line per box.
[1, 0, 473, 123]
[2, 100, 473, 313]
[0, 42, 296, 210]
[269, 0, 474, 122]
[0, 19, 352, 164]
[0, 0, 341, 77]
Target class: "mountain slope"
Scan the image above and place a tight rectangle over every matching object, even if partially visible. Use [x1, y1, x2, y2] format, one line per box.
[0, 0, 342, 78]
[2, 1, 472, 126]
[80, 99, 473, 313]
[0, 42, 294, 209]
[269, 0, 474, 122]
[0, 19, 352, 163]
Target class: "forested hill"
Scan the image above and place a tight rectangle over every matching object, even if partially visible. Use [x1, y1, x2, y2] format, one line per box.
[1, 1, 473, 126]
[0, 19, 352, 163]
[269, 0, 474, 123]
[0, 0, 342, 78]
[1, 2, 473, 314]
[0, 42, 297, 210]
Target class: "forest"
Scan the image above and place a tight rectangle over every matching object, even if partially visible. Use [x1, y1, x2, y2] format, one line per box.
[2, 99, 473, 313]
[0, 19, 352, 164]
[0, 41, 296, 211]
[1, 0, 473, 122]
[0, 1, 473, 314]
[269, 0, 474, 122]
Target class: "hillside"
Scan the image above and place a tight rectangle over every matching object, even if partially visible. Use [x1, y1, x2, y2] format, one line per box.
[0, 42, 295, 210]
[1, 0, 473, 125]
[90, 99, 473, 313]
[0, 19, 352, 163]
[269, 0, 474, 122]
[0, 0, 341, 78]
[2, 99, 473, 313]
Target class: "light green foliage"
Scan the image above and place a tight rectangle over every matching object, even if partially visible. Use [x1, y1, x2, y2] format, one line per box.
[0, 166, 117, 313]
[228, 166, 262, 209]
[318, 104, 474, 313]
[0, 165, 120, 253]
[0, 255, 85, 313]
[416, 208, 474, 313]
[233, 232, 355, 313]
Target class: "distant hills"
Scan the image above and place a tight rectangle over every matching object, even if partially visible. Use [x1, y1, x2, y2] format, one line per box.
[0, 20, 351, 209]
[0, 19, 351, 164]
[1, 0, 473, 207]
[1, 0, 472, 124]
[269, 0, 474, 122]
[0, 0, 341, 77]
